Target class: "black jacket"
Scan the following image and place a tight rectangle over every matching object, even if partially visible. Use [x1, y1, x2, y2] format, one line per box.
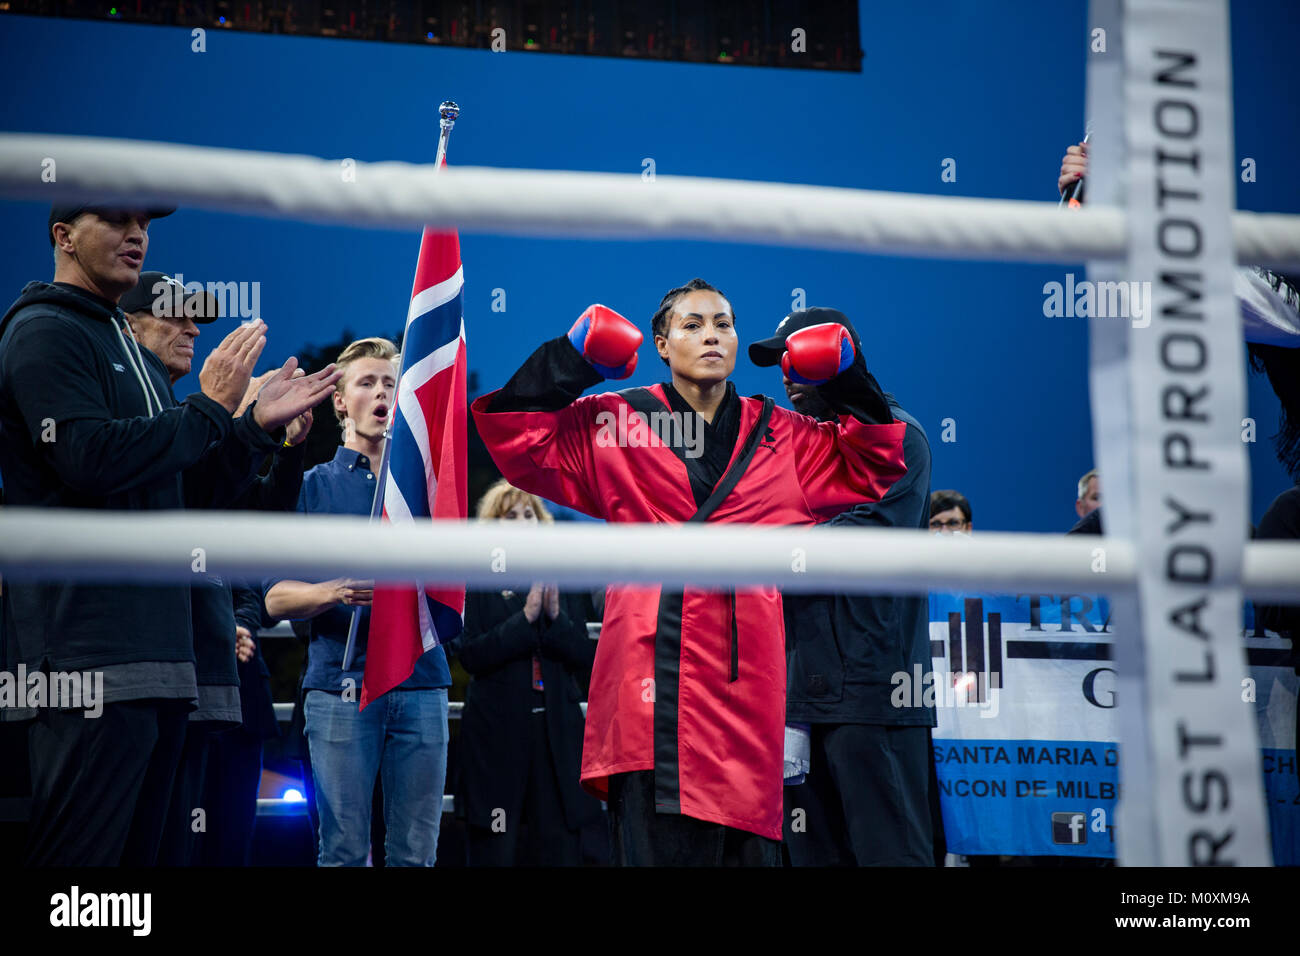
[232, 584, 281, 740]
[1067, 507, 1103, 535]
[189, 441, 307, 693]
[784, 397, 937, 726]
[0, 280, 275, 672]
[450, 587, 603, 832]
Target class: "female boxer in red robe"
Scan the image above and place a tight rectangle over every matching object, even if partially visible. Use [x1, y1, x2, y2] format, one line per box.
[471, 278, 906, 865]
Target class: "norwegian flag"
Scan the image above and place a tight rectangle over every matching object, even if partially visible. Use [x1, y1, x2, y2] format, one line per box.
[360, 226, 467, 709]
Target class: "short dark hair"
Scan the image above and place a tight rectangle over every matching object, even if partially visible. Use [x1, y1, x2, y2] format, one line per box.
[651, 278, 733, 366]
[49, 210, 87, 249]
[929, 489, 972, 523]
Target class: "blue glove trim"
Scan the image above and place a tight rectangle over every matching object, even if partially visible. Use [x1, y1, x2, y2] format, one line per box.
[837, 334, 854, 374]
[568, 313, 631, 379]
[567, 313, 592, 354]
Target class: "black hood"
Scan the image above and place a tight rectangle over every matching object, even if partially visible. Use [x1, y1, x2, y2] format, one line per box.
[0, 280, 120, 343]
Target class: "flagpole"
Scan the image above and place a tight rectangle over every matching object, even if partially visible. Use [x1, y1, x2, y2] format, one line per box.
[433, 100, 459, 169]
[342, 100, 460, 672]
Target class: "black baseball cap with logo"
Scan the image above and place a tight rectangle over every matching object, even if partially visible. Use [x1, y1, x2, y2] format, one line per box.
[118, 271, 220, 324]
[48, 203, 176, 247]
[748, 306, 865, 367]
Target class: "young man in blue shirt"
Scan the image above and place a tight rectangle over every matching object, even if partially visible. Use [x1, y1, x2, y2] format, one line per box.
[266, 337, 452, 866]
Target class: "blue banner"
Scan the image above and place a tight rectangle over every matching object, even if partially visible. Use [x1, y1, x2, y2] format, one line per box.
[929, 593, 1297, 863]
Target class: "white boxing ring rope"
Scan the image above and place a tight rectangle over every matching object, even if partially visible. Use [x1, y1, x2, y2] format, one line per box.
[0, 509, 1298, 602]
[2, 133, 1300, 271]
[0, 133, 1297, 599]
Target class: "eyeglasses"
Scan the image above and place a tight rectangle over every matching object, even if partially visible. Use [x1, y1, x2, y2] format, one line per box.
[929, 518, 968, 530]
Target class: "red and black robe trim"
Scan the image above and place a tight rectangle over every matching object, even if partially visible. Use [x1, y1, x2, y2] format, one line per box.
[618, 386, 775, 815]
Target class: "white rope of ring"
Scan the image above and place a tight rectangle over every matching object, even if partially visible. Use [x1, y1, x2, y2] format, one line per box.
[0, 509, 1297, 601]
[2, 133, 1300, 270]
[0, 133, 1298, 596]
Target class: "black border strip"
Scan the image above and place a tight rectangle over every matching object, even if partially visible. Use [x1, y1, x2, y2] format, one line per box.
[652, 589, 685, 815]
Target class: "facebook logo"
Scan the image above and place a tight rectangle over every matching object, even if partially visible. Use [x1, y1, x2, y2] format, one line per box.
[1051, 811, 1087, 845]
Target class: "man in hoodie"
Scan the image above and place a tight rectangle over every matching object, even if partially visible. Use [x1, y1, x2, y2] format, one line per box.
[119, 270, 314, 864]
[0, 204, 339, 866]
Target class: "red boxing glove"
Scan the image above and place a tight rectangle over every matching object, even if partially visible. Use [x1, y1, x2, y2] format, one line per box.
[780, 322, 855, 385]
[568, 304, 642, 380]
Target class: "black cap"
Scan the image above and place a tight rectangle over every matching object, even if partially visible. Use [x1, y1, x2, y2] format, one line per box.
[118, 271, 220, 324]
[748, 306, 864, 367]
[48, 203, 176, 247]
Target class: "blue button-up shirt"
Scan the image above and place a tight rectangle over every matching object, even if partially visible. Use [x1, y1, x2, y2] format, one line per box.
[271, 446, 451, 694]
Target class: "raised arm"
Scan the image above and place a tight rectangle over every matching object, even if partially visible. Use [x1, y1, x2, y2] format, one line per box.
[824, 413, 931, 531]
[777, 322, 909, 518]
[0, 316, 239, 495]
[470, 305, 641, 516]
[183, 404, 282, 509]
[223, 439, 308, 513]
[187, 359, 335, 510]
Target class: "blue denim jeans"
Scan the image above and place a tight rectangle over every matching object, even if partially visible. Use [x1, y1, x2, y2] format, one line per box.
[304, 688, 448, 866]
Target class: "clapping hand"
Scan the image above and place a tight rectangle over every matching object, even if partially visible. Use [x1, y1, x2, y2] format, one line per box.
[524, 583, 545, 624]
[252, 357, 342, 433]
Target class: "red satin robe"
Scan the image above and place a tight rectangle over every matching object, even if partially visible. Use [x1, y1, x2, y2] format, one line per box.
[471, 382, 906, 838]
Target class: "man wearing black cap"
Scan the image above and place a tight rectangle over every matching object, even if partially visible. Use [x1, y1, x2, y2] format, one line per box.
[118, 271, 218, 382]
[117, 270, 315, 864]
[0, 206, 338, 865]
[753, 307, 939, 867]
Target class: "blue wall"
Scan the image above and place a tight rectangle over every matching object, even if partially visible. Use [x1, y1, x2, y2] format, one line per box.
[2, 2, 1297, 530]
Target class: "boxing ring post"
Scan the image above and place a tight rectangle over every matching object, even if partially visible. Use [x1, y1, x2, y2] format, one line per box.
[1087, 0, 1272, 866]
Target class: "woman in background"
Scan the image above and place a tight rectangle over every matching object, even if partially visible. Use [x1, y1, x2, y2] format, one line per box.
[452, 479, 603, 865]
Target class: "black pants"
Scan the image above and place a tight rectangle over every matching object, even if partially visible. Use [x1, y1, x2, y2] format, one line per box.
[158, 720, 223, 866]
[196, 726, 264, 867]
[25, 699, 190, 866]
[607, 770, 780, 866]
[465, 710, 581, 866]
[783, 723, 934, 867]
[290, 670, 322, 850]
[927, 727, 948, 866]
